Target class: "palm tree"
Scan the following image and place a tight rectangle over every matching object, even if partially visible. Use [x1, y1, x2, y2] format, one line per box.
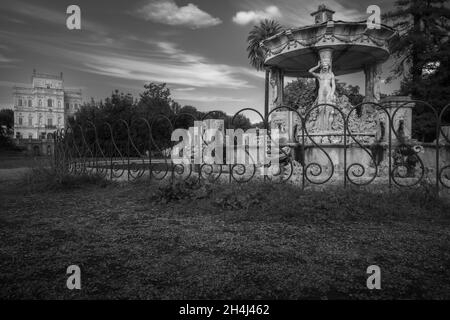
[247, 19, 283, 118]
[246, 19, 283, 71]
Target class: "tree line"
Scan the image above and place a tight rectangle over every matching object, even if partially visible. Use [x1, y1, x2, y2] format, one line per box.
[68, 83, 253, 157]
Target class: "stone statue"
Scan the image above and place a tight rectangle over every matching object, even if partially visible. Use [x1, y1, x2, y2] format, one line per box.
[269, 71, 278, 108]
[309, 58, 336, 131]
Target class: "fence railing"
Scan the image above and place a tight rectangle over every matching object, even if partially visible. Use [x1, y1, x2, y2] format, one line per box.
[53, 100, 450, 190]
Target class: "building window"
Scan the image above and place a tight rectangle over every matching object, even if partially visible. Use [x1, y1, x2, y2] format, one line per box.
[28, 100, 32, 107]
[16, 132, 21, 139]
[18, 99, 22, 106]
[28, 134, 33, 139]
[48, 118, 53, 126]
[38, 114, 42, 125]
[57, 116, 61, 126]
[18, 117, 23, 125]
[38, 99, 42, 107]
[40, 132, 46, 140]
[58, 100, 61, 108]
[65, 103, 69, 110]
[28, 117, 32, 126]
[47, 99, 53, 107]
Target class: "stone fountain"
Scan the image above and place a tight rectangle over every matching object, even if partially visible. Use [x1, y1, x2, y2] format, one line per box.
[261, 5, 400, 146]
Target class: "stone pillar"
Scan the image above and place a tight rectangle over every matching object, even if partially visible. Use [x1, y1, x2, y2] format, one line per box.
[269, 67, 284, 111]
[363, 62, 382, 112]
[380, 96, 414, 143]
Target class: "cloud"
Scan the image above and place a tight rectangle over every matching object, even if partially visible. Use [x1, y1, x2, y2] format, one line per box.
[174, 93, 247, 103]
[234, 0, 366, 27]
[135, 0, 222, 29]
[173, 87, 196, 92]
[1, 0, 108, 35]
[0, 53, 14, 63]
[79, 44, 255, 89]
[232, 6, 282, 25]
[0, 28, 261, 90]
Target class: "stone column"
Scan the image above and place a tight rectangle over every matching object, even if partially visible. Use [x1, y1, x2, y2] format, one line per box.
[380, 96, 414, 143]
[269, 67, 284, 111]
[363, 62, 382, 112]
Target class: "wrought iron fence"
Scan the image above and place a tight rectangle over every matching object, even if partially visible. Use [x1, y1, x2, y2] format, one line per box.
[53, 100, 450, 190]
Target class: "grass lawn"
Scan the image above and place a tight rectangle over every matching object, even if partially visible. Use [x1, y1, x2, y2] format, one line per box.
[0, 174, 449, 299]
[0, 154, 52, 169]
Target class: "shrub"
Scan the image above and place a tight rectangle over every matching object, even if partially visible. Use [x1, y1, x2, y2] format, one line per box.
[150, 179, 212, 204]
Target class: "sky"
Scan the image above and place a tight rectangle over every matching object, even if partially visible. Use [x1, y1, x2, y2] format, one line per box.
[0, 0, 399, 119]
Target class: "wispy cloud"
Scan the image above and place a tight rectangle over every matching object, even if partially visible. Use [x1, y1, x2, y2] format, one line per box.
[173, 87, 196, 92]
[233, 6, 282, 26]
[234, 0, 364, 27]
[134, 0, 222, 29]
[1, 0, 108, 34]
[1, 29, 258, 90]
[174, 93, 247, 103]
[0, 53, 15, 63]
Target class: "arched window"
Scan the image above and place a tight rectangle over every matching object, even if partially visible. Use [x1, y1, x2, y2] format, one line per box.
[47, 99, 53, 107]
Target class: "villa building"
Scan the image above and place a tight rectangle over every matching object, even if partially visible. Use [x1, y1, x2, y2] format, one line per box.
[13, 70, 82, 155]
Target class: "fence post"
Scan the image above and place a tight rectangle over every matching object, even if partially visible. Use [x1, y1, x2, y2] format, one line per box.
[436, 116, 441, 193]
[343, 115, 347, 188]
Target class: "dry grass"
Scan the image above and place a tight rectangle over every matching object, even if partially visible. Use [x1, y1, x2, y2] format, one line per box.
[0, 177, 450, 299]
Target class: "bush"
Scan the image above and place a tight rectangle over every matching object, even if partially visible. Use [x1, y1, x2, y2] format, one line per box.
[150, 179, 212, 204]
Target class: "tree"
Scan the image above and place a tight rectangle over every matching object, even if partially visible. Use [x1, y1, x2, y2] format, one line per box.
[247, 19, 284, 118]
[284, 78, 364, 114]
[0, 108, 14, 149]
[284, 78, 317, 113]
[385, 0, 450, 140]
[137, 83, 173, 118]
[385, 0, 450, 94]
[247, 19, 284, 71]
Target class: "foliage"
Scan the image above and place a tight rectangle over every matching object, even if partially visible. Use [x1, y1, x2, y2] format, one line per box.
[151, 179, 211, 204]
[284, 78, 317, 113]
[0, 108, 15, 149]
[247, 19, 284, 71]
[69, 83, 253, 157]
[385, 0, 450, 140]
[284, 78, 364, 114]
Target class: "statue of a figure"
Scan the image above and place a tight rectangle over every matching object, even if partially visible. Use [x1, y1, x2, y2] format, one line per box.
[269, 69, 278, 109]
[374, 64, 382, 101]
[308, 61, 336, 131]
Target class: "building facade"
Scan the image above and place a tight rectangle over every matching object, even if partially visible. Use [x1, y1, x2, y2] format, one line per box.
[13, 70, 82, 155]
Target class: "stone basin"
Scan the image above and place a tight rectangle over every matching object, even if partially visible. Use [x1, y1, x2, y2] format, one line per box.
[261, 20, 397, 77]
